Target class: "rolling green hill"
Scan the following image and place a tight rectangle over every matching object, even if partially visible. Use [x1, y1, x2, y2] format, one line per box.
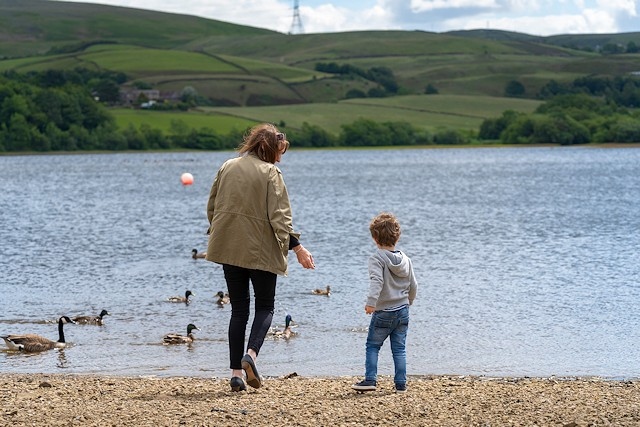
[2, 1, 639, 94]
[0, 0, 274, 57]
[1, 0, 639, 136]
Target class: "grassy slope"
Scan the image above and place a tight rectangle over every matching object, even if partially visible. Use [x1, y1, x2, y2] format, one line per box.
[0, 0, 274, 57]
[0, 44, 241, 74]
[112, 94, 542, 136]
[194, 94, 542, 135]
[110, 108, 256, 134]
[1, 3, 636, 97]
[447, 29, 640, 50]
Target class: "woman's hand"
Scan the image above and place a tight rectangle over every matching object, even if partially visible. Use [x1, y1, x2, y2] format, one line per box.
[294, 245, 315, 269]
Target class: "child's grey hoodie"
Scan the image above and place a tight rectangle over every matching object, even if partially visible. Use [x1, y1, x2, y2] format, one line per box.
[367, 248, 418, 311]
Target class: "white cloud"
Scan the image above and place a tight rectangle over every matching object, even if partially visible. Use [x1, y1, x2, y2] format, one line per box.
[301, 4, 350, 33]
[302, 3, 397, 33]
[596, 0, 637, 15]
[581, 8, 620, 32]
[445, 9, 619, 35]
[502, 0, 543, 13]
[410, 0, 498, 13]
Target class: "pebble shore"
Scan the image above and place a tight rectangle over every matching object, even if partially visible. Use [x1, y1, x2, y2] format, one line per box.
[1, 373, 639, 426]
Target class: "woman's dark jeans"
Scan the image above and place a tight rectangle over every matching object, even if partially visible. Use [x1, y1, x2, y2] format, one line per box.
[223, 264, 277, 370]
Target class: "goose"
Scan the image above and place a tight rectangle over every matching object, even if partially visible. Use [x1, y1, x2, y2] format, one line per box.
[163, 324, 199, 344]
[73, 309, 110, 326]
[168, 290, 194, 304]
[312, 285, 331, 296]
[215, 291, 230, 306]
[191, 249, 206, 259]
[1, 316, 75, 352]
[268, 314, 296, 340]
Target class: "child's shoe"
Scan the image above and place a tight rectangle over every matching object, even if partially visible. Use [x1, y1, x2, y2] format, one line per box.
[352, 379, 377, 391]
[395, 384, 407, 393]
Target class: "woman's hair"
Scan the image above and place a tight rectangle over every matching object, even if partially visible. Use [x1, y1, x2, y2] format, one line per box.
[237, 123, 289, 164]
[369, 212, 401, 247]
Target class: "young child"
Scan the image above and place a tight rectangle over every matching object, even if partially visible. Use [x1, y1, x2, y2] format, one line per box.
[353, 212, 418, 393]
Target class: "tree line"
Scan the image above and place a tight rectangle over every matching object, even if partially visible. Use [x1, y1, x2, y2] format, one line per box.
[1, 69, 640, 153]
[481, 75, 640, 144]
[314, 62, 399, 98]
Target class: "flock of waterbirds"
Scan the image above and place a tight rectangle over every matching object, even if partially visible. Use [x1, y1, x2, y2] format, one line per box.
[2, 250, 332, 354]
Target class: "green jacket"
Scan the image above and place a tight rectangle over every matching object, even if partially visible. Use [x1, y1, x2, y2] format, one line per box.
[206, 154, 300, 276]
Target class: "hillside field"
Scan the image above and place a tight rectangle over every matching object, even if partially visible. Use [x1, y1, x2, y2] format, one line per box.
[111, 94, 542, 136]
[110, 108, 255, 134]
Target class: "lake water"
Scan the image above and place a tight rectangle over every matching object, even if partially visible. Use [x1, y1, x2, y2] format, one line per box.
[1, 146, 639, 380]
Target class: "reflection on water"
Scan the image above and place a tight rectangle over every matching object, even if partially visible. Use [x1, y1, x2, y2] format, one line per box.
[1, 147, 640, 379]
[57, 349, 68, 369]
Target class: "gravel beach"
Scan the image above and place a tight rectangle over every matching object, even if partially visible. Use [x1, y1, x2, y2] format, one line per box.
[1, 373, 639, 426]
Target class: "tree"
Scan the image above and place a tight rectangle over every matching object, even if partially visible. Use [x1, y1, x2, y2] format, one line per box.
[68, 124, 96, 150]
[5, 113, 33, 151]
[296, 122, 338, 147]
[340, 118, 392, 146]
[35, 89, 65, 128]
[538, 79, 568, 99]
[479, 110, 524, 140]
[573, 76, 610, 95]
[504, 80, 525, 97]
[140, 124, 169, 149]
[601, 43, 624, 54]
[95, 125, 128, 150]
[368, 67, 398, 93]
[44, 122, 66, 151]
[0, 94, 30, 125]
[345, 89, 366, 99]
[121, 124, 147, 150]
[434, 129, 467, 145]
[367, 87, 387, 98]
[529, 114, 590, 145]
[424, 84, 438, 94]
[536, 93, 612, 117]
[500, 115, 536, 144]
[385, 121, 417, 146]
[92, 79, 121, 104]
[181, 86, 198, 104]
[608, 117, 640, 142]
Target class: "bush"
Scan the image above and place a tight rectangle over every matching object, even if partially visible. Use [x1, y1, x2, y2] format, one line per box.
[434, 129, 467, 145]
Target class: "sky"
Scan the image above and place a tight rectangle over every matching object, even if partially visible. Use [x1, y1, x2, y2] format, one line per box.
[56, 0, 640, 36]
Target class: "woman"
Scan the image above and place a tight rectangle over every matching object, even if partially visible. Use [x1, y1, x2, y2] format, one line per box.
[206, 123, 315, 392]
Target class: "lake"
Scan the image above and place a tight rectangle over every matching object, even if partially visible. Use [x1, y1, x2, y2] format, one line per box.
[1, 146, 639, 380]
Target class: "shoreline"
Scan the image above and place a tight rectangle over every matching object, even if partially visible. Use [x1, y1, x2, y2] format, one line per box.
[1, 142, 640, 157]
[2, 373, 639, 426]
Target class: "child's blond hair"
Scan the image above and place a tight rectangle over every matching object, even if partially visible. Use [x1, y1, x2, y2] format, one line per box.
[369, 212, 401, 247]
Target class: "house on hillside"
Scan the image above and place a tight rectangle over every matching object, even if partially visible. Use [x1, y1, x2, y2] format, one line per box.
[120, 89, 159, 104]
[119, 89, 181, 106]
